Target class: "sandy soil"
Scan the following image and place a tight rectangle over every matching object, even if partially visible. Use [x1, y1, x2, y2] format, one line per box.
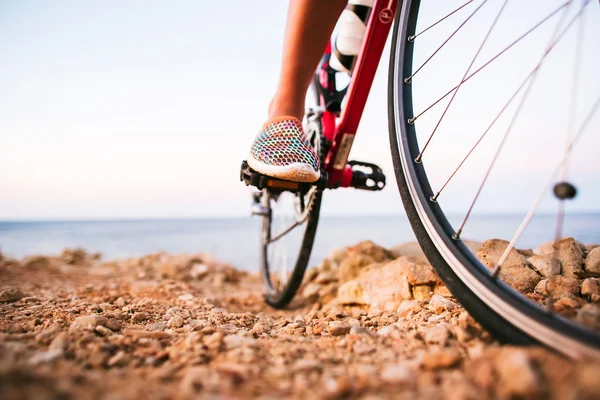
[1, 240, 599, 399]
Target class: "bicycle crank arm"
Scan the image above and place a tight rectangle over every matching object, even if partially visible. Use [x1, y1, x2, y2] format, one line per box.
[240, 161, 328, 193]
[348, 160, 386, 191]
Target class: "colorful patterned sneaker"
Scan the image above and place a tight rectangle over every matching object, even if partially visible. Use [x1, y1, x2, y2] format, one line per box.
[248, 116, 320, 183]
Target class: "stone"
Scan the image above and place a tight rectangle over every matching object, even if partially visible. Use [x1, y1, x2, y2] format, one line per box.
[581, 278, 600, 302]
[429, 295, 457, 314]
[49, 333, 69, 352]
[61, 248, 88, 265]
[546, 276, 579, 298]
[407, 263, 440, 286]
[167, 316, 185, 329]
[28, 349, 63, 365]
[433, 285, 453, 298]
[381, 363, 414, 384]
[0, 288, 24, 303]
[534, 279, 548, 295]
[315, 271, 337, 284]
[476, 239, 540, 293]
[422, 348, 462, 370]
[412, 285, 432, 301]
[585, 246, 600, 276]
[576, 304, 600, 330]
[554, 238, 584, 278]
[107, 351, 129, 367]
[527, 255, 561, 277]
[95, 325, 113, 336]
[293, 359, 322, 373]
[349, 325, 371, 335]
[397, 300, 421, 317]
[338, 258, 413, 310]
[553, 297, 579, 316]
[424, 324, 449, 346]
[353, 343, 376, 355]
[337, 254, 376, 283]
[69, 314, 109, 332]
[346, 240, 395, 263]
[22, 256, 50, 269]
[494, 348, 542, 398]
[328, 321, 350, 336]
[131, 312, 150, 323]
[189, 263, 209, 279]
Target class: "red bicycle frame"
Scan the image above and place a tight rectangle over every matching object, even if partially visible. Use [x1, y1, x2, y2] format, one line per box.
[319, 0, 398, 188]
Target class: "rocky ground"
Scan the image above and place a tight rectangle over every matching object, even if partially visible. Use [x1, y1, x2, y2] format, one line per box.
[1, 239, 600, 399]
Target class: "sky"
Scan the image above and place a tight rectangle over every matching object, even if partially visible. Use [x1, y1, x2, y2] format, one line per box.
[0, 0, 598, 220]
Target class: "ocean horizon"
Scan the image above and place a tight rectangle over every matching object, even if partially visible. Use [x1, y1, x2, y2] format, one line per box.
[1, 213, 599, 271]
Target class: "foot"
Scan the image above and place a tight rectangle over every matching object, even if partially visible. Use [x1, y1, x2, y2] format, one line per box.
[247, 116, 320, 183]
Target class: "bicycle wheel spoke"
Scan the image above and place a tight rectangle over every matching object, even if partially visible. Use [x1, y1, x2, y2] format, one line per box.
[408, 0, 475, 42]
[453, 0, 586, 240]
[409, 1, 571, 125]
[555, 5, 585, 242]
[405, 0, 488, 84]
[415, 0, 509, 164]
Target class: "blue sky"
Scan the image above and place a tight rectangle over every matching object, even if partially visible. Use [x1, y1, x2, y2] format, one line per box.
[0, 0, 598, 220]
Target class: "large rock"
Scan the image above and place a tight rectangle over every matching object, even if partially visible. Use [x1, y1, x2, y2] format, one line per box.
[546, 276, 580, 299]
[345, 241, 395, 263]
[476, 239, 540, 293]
[407, 263, 440, 286]
[584, 247, 600, 276]
[580, 278, 600, 302]
[554, 238, 584, 278]
[527, 255, 560, 277]
[337, 258, 413, 311]
[337, 254, 376, 283]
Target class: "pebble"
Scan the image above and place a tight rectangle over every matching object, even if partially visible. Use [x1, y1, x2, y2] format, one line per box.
[424, 324, 449, 346]
[95, 325, 113, 336]
[0, 288, 24, 303]
[328, 321, 350, 336]
[69, 314, 109, 332]
[428, 295, 457, 314]
[107, 351, 129, 367]
[49, 332, 69, 351]
[397, 300, 421, 317]
[494, 349, 542, 398]
[167, 316, 185, 329]
[28, 349, 63, 365]
[422, 348, 462, 370]
[381, 363, 414, 384]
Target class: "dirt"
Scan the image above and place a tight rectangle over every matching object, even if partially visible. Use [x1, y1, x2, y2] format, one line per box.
[1, 241, 599, 399]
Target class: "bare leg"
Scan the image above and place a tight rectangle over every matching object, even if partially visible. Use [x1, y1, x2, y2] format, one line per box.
[269, 0, 347, 121]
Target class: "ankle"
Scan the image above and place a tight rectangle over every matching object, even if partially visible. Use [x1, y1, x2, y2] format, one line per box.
[268, 95, 304, 122]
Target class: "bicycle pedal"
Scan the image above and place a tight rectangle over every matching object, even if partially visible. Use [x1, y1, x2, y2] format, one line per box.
[240, 161, 327, 192]
[349, 160, 386, 191]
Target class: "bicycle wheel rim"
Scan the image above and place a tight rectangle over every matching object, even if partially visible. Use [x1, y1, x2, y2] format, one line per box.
[389, 0, 600, 359]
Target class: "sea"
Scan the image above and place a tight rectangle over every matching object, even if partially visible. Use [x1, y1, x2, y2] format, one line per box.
[0, 214, 599, 271]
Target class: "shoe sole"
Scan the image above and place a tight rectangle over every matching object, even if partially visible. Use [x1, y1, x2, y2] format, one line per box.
[247, 153, 320, 183]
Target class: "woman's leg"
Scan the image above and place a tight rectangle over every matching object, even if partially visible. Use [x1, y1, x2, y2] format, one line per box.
[269, 0, 347, 121]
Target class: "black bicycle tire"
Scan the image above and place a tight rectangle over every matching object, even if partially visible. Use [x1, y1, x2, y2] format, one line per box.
[388, 0, 600, 359]
[260, 79, 324, 309]
[260, 191, 322, 308]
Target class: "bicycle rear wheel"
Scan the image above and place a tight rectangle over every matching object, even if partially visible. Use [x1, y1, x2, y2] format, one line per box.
[260, 79, 324, 308]
[389, 0, 600, 359]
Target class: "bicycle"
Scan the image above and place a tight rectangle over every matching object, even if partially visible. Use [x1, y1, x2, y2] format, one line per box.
[241, 0, 600, 360]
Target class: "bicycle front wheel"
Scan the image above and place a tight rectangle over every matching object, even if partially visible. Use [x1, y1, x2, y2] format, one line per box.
[389, 0, 600, 359]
